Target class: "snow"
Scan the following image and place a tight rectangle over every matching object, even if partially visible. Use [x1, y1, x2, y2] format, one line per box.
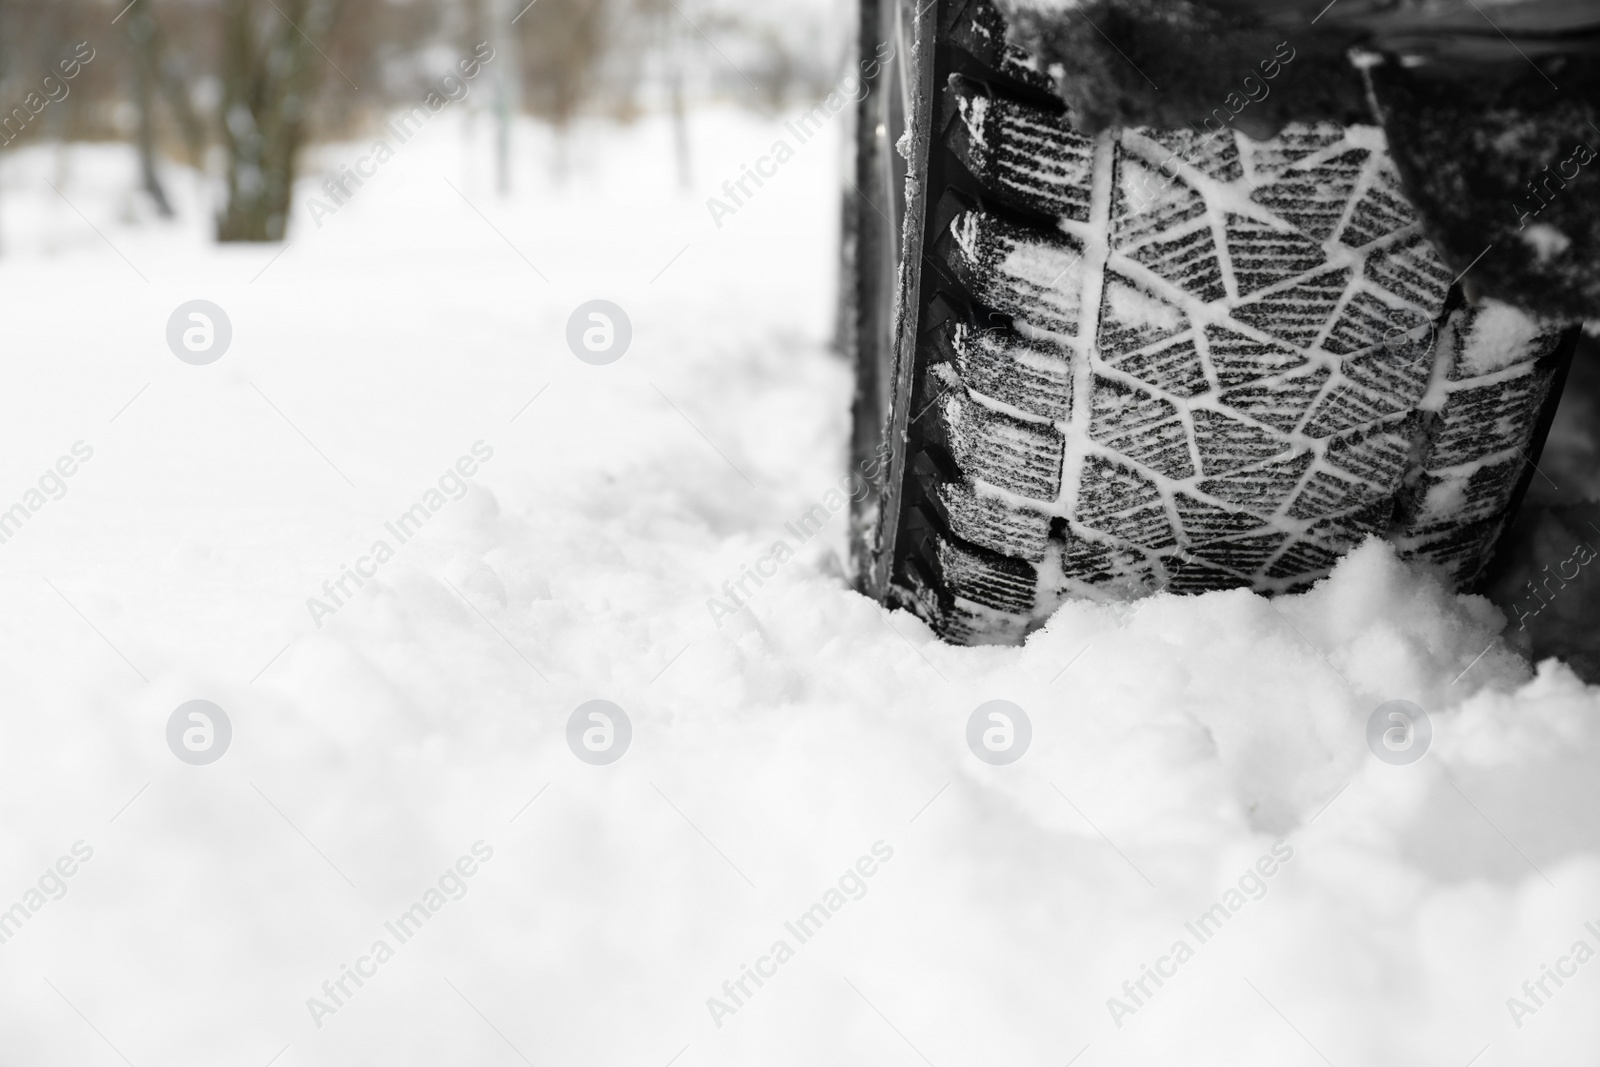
[1458, 299, 1551, 377]
[1102, 275, 1183, 338]
[957, 91, 990, 153]
[1521, 222, 1572, 266]
[2, 106, 1600, 1067]
[999, 232, 1085, 333]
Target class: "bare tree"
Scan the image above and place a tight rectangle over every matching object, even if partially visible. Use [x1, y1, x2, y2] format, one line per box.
[485, 0, 520, 194]
[516, 0, 612, 178]
[635, 0, 691, 188]
[215, 0, 345, 241]
[124, 5, 174, 216]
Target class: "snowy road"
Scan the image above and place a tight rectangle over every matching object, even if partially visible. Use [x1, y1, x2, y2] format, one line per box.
[1, 110, 1599, 1066]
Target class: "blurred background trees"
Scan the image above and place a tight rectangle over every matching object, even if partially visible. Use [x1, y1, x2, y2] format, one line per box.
[0, 0, 846, 242]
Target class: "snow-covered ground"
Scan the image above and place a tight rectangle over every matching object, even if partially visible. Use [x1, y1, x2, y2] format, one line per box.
[1, 106, 1598, 1067]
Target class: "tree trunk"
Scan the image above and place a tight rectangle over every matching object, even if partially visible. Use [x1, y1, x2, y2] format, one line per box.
[668, 55, 690, 189]
[488, 0, 521, 195]
[216, 0, 341, 242]
[148, 14, 207, 169]
[126, 8, 174, 217]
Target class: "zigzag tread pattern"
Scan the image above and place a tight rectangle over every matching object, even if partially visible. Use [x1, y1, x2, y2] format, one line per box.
[897, 0, 1566, 643]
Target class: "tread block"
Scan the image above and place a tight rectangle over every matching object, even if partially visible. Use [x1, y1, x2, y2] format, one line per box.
[1061, 528, 1148, 586]
[1198, 449, 1315, 512]
[1219, 366, 1331, 432]
[1097, 271, 1189, 352]
[1393, 513, 1509, 588]
[1078, 452, 1161, 511]
[1140, 129, 1244, 184]
[931, 475, 1053, 563]
[1225, 213, 1329, 297]
[1265, 538, 1343, 580]
[1194, 408, 1294, 476]
[1300, 376, 1412, 437]
[1127, 226, 1230, 304]
[1323, 288, 1421, 356]
[1205, 324, 1309, 387]
[1426, 368, 1551, 469]
[1110, 151, 1232, 303]
[1289, 470, 1387, 519]
[1240, 123, 1348, 182]
[944, 77, 1095, 221]
[929, 529, 1038, 615]
[1230, 267, 1352, 347]
[1161, 553, 1254, 593]
[930, 367, 1065, 501]
[941, 0, 1059, 96]
[1405, 454, 1527, 530]
[1336, 157, 1416, 248]
[1105, 331, 1208, 398]
[1364, 232, 1453, 313]
[1088, 375, 1195, 480]
[1084, 505, 1178, 549]
[1323, 415, 1416, 488]
[1339, 346, 1434, 410]
[1175, 491, 1265, 543]
[1112, 157, 1209, 252]
[944, 209, 1086, 336]
[1076, 455, 1177, 548]
[893, 557, 1033, 646]
[940, 318, 1073, 420]
[1192, 532, 1290, 575]
[1249, 148, 1367, 242]
[1309, 498, 1395, 548]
